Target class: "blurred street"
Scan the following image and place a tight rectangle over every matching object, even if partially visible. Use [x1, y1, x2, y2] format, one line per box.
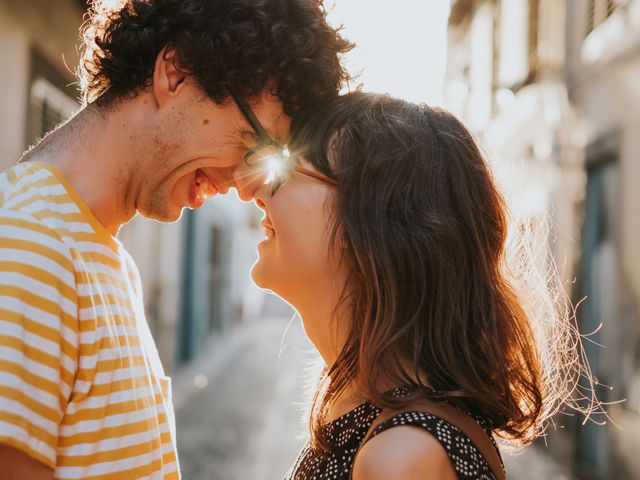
[173, 296, 313, 480]
[173, 295, 571, 480]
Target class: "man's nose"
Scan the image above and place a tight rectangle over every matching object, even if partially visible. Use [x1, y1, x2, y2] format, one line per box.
[232, 162, 267, 201]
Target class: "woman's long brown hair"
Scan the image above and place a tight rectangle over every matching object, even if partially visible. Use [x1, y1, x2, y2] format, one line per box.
[289, 92, 599, 451]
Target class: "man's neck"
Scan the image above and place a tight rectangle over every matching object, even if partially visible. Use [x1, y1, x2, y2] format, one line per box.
[21, 104, 138, 236]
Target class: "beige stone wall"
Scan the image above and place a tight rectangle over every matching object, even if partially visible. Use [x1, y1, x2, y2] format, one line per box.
[0, 2, 31, 165]
[0, 0, 83, 69]
[0, 0, 82, 166]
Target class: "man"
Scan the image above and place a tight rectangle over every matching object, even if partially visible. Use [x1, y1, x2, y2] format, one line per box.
[0, 0, 351, 478]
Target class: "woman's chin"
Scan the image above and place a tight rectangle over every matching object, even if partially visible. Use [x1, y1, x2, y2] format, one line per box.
[251, 264, 291, 303]
[250, 261, 270, 289]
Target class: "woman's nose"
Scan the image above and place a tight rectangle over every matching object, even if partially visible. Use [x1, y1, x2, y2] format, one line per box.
[253, 182, 270, 209]
[232, 161, 267, 201]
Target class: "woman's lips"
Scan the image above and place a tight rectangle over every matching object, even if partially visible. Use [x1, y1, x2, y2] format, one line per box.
[261, 220, 275, 239]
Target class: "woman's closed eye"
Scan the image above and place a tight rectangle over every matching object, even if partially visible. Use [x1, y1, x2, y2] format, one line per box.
[269, 170, 293, 196]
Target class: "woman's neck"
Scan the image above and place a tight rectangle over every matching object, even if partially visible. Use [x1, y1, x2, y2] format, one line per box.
[324, 383, 367, 422]
[290, 279, 349, 369]
[323, 365, 430, 423]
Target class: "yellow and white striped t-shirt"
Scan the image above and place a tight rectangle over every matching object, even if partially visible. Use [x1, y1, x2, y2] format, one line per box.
[0, 162, 179, 479]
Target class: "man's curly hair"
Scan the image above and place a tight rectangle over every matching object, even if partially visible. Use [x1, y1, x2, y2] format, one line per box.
[78, 0, 353, 116]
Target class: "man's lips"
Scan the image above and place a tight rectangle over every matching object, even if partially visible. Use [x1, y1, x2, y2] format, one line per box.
[190, 169, 217, 208]
[200, 167, 234, 195]
[196, 170, 217, 194]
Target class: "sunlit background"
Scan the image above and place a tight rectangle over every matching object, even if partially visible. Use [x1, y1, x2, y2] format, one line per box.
[1, 0, 639, 479]
[326, 0, 449, 104]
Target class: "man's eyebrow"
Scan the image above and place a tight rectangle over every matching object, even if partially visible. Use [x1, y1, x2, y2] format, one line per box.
[237, 116, 274, 145]
[272, 112, 291, 145]
[238, 108, 289, 146]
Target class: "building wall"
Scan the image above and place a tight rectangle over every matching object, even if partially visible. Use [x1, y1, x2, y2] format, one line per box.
[565, 2, 640, 476]
[0, 0, 84, 166]
[117, 217, 186, 371]
[0, 2, 29, 164]
[447, 0, 640, 478]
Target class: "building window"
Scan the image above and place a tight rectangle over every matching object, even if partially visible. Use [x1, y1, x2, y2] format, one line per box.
[26, 49, 79, 148]
[581, 0, 632, 64]
[586, 0, 623, 35]
[29, 78, 78, 142]
[498, 0, 530, 87]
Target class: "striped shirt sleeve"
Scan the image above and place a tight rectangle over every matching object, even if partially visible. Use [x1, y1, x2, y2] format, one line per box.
[0, 210, 79, 468]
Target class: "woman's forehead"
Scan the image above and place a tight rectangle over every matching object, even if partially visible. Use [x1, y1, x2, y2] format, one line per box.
[294, 156, 313, 169]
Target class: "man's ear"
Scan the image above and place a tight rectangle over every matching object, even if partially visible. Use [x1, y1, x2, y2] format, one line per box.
[152, 46, 187, 107]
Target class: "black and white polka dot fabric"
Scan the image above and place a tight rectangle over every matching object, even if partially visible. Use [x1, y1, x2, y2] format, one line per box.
[284, 388, 503, 480]
[284, 400, 382, 480]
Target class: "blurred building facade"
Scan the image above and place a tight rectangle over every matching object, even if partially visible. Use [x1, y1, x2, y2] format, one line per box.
[447, 0, 640, 478]
[0, 0, 264, 374]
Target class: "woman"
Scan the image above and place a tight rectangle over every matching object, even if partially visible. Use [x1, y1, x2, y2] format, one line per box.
[250, 92, 593, 479]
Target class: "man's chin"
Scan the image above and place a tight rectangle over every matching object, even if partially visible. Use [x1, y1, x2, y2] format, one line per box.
[137, 205, 185, 224]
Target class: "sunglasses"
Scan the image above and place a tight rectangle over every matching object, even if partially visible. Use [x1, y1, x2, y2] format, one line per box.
[229, 90, 338, 188]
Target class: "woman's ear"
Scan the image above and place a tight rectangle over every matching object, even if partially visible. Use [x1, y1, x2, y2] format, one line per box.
[152, 46, 187, 107]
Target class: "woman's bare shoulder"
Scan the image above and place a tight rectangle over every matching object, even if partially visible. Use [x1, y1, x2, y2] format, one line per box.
[352, 424, 457, 480]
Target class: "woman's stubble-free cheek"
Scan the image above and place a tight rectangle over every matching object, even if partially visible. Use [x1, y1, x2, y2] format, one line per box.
[268, 187, 334, 287]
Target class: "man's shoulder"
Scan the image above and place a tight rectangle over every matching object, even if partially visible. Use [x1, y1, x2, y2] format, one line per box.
[0, 207, 76, 274]
[0, 162, 74, 233]
[0, 206, 66, 240]
[0, 161, 56, 197]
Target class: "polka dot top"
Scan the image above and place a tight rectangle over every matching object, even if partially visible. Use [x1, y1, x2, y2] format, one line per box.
[284, 388, 504, 480]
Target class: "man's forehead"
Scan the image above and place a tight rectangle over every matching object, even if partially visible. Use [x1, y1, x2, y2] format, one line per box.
[246, 94, 292, 143]
[271, 112, 292, 144]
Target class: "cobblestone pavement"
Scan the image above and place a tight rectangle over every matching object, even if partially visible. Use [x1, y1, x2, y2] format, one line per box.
[502, 446, 573, 480]
[173, 297, 572, 480]
[174, 299, 313, 480]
